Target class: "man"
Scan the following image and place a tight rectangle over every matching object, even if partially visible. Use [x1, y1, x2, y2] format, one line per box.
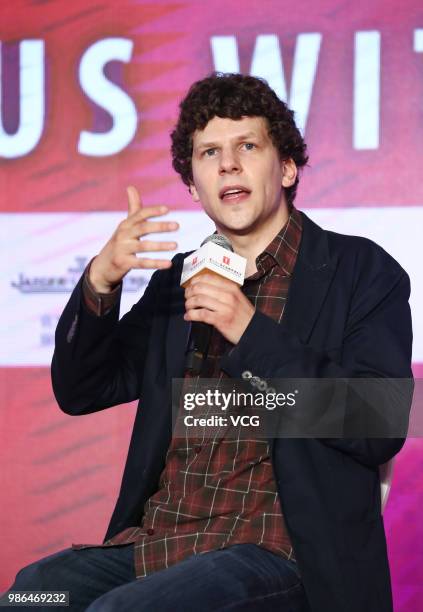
[9, 74, 412, 611]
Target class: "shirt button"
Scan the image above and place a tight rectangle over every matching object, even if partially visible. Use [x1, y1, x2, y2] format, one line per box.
[147, 528, 155, 536]
[194, 446, 202, 454]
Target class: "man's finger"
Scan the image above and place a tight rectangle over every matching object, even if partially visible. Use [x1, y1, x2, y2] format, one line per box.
[184, 308, 215, 325]
[134, 257, 173, 269]
[126, 185, 143, 217]
[131, 220, 179, 238]
[127, 206, 171, 225]
[185, 283, 232, 305]
[190, 273, 239, 290]
[134, 240, 178, 252]
[185, 294, 227, 313]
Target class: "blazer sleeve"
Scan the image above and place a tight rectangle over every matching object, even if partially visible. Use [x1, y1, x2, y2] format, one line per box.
[221, 246, 413, 468]
[51, 268, 162, 416]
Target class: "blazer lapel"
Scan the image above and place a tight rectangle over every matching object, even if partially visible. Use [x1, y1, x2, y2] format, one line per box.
[165, 260, 190, 380]
[282, 212, 339, 344]
[268, 212, 339, 456]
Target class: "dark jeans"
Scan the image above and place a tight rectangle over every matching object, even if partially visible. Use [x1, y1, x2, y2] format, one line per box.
[9, 543, 308, 611]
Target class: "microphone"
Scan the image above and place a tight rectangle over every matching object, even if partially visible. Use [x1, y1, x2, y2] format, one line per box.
[201, 233, 234, 250]
[181, 234, 246, 374]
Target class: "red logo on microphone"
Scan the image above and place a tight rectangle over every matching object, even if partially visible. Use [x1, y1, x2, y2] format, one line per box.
[223, 255, 230, 265]
[192, 257, 197, 265]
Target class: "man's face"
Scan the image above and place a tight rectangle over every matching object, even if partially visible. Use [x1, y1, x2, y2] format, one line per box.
[190, 116, 296, 238]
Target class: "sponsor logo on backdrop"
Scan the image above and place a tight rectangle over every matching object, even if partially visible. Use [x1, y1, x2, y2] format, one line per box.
[11, 257, 146, 294]
[9, 257, 148, 349]
[40, 313, 60, 347]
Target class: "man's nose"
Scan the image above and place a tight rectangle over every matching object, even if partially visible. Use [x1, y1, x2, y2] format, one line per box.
[219, 148, 241, 174]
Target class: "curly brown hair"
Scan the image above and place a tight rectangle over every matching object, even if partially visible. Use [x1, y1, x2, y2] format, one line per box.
[171, 72, 308, 207]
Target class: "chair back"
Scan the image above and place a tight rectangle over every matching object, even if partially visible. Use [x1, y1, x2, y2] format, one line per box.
[379, 459, 394, 513]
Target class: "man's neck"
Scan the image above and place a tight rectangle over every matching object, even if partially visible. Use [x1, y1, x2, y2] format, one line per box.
[218, 206, 290, 277]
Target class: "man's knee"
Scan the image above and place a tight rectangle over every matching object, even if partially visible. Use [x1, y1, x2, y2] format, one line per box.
[10, 550, 71, 590]
[11, 560, 45, 590]
[85, 589, 138, 612]
[85, 594, 111, 612]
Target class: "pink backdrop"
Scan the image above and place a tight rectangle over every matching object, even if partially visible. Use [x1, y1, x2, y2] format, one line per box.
[0, 1, 422, 609]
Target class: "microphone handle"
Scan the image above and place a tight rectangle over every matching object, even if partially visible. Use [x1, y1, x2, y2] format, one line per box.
[185, 321, 213, 375]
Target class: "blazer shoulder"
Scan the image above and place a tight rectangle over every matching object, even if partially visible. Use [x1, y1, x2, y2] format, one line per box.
[147, 251, 188, 284]
[143, 250, 191, 296]
[325, 228, 409, 281]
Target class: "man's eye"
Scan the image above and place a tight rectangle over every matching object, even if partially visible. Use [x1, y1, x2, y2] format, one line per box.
[204, 148, 216, 157]
[243, 143, 256, 150]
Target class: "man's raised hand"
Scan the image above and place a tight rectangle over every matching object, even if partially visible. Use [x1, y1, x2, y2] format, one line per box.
[89, 185, 178, 293]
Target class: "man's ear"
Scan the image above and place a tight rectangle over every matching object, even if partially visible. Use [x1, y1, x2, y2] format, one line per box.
[281, 158, 297, 188]
[189, 183, 200, 202]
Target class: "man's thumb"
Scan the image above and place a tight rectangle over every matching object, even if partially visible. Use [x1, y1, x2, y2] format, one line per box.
[126, 185, 142, 216]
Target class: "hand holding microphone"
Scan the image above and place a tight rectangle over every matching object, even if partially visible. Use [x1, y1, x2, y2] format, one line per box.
[182, 235, 255, 346]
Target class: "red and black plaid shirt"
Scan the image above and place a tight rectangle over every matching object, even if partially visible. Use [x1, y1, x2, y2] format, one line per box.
[75, 207, 303, 579]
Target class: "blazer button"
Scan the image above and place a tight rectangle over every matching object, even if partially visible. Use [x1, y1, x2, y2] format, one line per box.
[66, 314, 78, 343]
[194, 446, 202, 454]
[147, 528, 155, 536]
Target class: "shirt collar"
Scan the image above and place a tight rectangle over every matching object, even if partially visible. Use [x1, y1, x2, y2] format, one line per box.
[251, 206, 303, 280]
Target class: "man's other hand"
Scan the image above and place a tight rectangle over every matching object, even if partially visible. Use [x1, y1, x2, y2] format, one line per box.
[89, 186, 179, 293]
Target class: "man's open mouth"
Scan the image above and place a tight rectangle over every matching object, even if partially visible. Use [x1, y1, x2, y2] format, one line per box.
[219, 186, 252, 201]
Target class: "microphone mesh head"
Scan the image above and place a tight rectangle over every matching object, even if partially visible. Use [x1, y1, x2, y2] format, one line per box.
[201, 233, 234, 252]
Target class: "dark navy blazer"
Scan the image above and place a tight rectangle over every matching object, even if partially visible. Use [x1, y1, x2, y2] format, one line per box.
[52, 212, 413, 612]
